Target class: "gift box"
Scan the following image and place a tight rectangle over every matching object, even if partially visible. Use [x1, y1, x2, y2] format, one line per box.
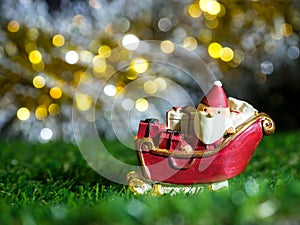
[137, 118, 164, 141]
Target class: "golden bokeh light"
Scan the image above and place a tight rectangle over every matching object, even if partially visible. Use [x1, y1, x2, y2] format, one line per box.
[29, 50, 42, 64]
[205, 18, 219, 29]
[126, 68, 139, 80]
[280, 23, 293, 37]
[5, 41, 18, 56]
[33, 75, 46, 88]
[27, 28, 39, 41]
[93, 55, 107, 74]
[183, 36, 198, 51]
[35, 105, 48, 120]
[32, 61, 45, 72]
[131, 58, 149, 74]
[199, 0, 210, 12]
[233, 49, 245, 64]
[200, 0, 221, 15]
[50, 87, 63, 99]
[135, 98, 149, 112]
[98, 45, 111, 58]
[154, 77, 167, 91]
[48, 104, 60, 116]
[220, 47, 234, 62]
[17, 107, 30, 121]
[208, 42, 222, 58]
[206, 1, 221, 15]
[7, 20, 20, 33]
[198, 28, 212, 43]
[188, 4, 202, 18]
[75, 93, 92, 111]
[144, 80, 158, 94]
[160, 40, 175, 54]
[52, 34, 65, 47]
[25, 42, 37, 53]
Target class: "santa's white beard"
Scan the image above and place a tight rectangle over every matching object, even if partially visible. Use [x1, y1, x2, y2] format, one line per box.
[194, 112, 233, 145]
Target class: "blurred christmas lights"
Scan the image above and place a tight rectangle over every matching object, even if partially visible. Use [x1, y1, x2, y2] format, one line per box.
[0, 0, 299, 140]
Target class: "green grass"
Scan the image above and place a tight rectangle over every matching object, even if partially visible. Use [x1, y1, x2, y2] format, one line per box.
[1, 131, 300, 225]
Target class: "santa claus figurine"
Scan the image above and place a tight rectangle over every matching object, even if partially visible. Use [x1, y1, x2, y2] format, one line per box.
[194, 80, 235, 150]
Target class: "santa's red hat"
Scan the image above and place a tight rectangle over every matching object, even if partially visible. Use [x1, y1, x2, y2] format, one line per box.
[200, 80, 229, 108]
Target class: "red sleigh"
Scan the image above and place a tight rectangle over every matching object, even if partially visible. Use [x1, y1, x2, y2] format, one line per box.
[128, 112, 275, 194]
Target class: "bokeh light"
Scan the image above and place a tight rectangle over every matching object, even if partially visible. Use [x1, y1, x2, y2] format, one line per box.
[93, 56, 107, 75]
[17, 107, 30, 121]
[158, 18, 172, 32]
[29, 50, 42, 64]
[35, 105, 48, 120]
[287, 46, 300, 59]
[188, 4, 202, 18]
[122, 34, 139, 50]
[135, 98, 149, 112]
[98, 45, 111, 58]
[122, 98, 134, 111]
[131, 58, 149, 74]
[65, 50, 79, 64]
[33, 75, 46, 89]
[7, 20, 20, 33]
[48, 104, 60, 116]
[154, 77, 167, 91]
[220, 47, 234, 62]
[160, 40, 175, 54]
[144, 80, 158, 94]
[1, 0, 300, 140]
[200, 0, 221, 15]
[40, 128, 53, 141]
[52, 34, 65, 47]
[50, 87, 63, 99]
[206, 1, 221, 15]
[261, 60, 274, 75]
[104, 84, 117, 96]
[76, 93, 92, 111]
[183, 36, 198, 51]
[280, 23, 293, 37]
[208, 42, 222, 59]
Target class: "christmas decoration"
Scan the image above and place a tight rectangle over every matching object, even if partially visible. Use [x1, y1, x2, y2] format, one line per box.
[128, 80, 275, 195]
[0, 0, 299, 140]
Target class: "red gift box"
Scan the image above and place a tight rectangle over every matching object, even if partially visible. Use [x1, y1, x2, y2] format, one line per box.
[159, 129, 190, 151]
[137, 118, 164, 141]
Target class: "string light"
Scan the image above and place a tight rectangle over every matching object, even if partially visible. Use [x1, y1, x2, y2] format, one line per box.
[135, 98, 149, 112]
[75, 93, 92, 111]
[65, 50, 79, 64]
[131, 58, 149, 74]
[220, 47, 234, 62]
[122, 34, 139, 50]
[52, 34, 65, 47]
[144, 80, 158, 94]
[208, 42, 222, 59]
[50, 87, 63, 99]
[160, 40, 175, 54]
[98, 45, 111, 58]
[188, 4, 202, 18]
[29, 50, 42, 64]
[35, 105, 48, 120]
[33, 75, 46, 88]
[17, 107, 30, 121]
[7, 20, 20, 33]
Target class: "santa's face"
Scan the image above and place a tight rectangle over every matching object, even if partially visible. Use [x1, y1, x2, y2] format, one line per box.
[194, 104, 233, 145]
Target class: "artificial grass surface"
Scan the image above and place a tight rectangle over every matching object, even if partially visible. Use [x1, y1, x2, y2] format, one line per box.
[0, 131, 300, 225]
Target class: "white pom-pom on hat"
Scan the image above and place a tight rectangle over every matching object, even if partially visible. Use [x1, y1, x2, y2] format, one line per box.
[214, 80, 222, 87]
